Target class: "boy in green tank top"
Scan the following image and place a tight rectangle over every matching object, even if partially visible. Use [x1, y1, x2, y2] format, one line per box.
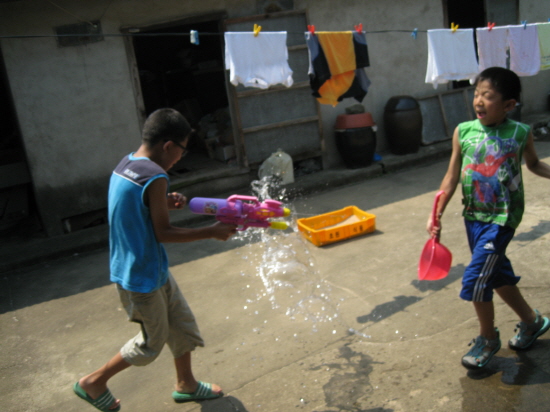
[427, 67, 550, 370]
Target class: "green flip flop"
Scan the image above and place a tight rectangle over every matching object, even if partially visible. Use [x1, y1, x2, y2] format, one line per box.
[73, 382, 121, 412]
[172, 381, 222, 403]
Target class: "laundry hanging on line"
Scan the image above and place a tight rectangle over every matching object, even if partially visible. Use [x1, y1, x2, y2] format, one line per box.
[426, 21, 550, 88]
[224, 21, 549, 96]
[425, 28, 480, 89]
[305, 31, 371, 107]
[538, 22, 550, 70]
[224, 31, 293, 89]
[476, 25, 509, 71]
[508, 23, 541, 76]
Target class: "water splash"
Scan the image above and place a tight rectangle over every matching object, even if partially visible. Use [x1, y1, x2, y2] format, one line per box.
[233, 177, 369, 338]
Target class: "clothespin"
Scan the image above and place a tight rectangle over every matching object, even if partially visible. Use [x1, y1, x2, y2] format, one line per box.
[190, 30, 199, 45]
[307, 25, 315, 36]
[451, 22, 459, 33]
[354, 23, 363, 33]
[410, 28, 418, 39]
[521, 20, 528, 29]
[487, 22, 495, 32]
[253, 23, 262, 37]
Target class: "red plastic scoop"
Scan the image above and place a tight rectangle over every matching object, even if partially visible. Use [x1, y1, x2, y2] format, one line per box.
[418, 190, 452, 281]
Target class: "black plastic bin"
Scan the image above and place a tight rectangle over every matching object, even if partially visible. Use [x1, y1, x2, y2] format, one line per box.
[334, 113, 377, 169]
[384, 96, 422, 155]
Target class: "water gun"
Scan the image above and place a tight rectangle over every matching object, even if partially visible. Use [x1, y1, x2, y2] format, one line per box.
[188, 195, 291, 231]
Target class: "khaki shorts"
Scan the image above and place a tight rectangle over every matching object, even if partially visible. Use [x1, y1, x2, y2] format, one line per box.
[117, 273, 204, 366]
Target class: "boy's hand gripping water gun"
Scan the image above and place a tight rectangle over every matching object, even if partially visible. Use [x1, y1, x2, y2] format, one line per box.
[188, 195, 291, 231]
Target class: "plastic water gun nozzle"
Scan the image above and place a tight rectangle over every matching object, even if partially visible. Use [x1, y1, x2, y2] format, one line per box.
[269, 221, 289, 230]
[188, 195, 291, 231]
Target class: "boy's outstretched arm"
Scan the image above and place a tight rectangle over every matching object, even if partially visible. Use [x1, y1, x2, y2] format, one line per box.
[147, 178, 237, 243]
[427, 127, 462, 237]
[523, 131, 550, 179]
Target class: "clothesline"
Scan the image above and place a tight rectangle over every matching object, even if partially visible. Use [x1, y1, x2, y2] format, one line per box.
[0, 30, 427, 39]
[2, 18, 550, 39]
[222, 24, 550, 105]
[3, 22, 548, 104]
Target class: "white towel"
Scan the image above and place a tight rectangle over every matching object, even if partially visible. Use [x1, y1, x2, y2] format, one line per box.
[425, 29, 479, 88]
[224, 31, 293, 89]
[476, 26, 509, 71]
[508, 23, 540, 76]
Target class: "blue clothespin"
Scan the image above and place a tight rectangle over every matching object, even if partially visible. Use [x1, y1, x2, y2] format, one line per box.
[190, 30, 199, 45]
[521, 20, 528, 29]
[411, 28, 418, 39]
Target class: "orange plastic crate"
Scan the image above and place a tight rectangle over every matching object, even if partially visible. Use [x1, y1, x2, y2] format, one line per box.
[297, 206, 376, 246]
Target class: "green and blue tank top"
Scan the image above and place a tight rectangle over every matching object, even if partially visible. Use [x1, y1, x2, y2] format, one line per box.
[459, 118, 529, 229]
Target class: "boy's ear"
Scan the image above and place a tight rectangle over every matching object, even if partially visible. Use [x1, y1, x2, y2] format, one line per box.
[504, 98, 517, 113]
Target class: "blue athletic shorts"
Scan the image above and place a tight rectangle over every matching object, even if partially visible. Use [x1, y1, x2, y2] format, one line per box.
[461, 220, 520, 302]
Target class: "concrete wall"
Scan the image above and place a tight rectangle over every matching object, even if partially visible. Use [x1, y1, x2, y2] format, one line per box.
[296, 0, 445, 166]
[1, 0, 549, 235]
[298, 0, 550, 166]
[0, 0, 258, 236]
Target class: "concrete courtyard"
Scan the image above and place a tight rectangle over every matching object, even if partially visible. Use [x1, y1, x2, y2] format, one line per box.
[2, 142, 550, 412]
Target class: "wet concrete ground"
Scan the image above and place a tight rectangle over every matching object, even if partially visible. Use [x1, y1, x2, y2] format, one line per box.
[1, 142, 550, 412]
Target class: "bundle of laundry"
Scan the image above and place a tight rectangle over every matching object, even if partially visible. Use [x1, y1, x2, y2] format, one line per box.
[224, 31, 294, 89]
[425, 28, 479, 88]
[306, 31, 371, 106]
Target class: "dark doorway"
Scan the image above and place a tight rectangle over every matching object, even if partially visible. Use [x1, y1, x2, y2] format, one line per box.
[444, 0, 486, 30]
[0, 47, 41, 240]
[444, 0, 486, 89]
[133, 19, 236, 174]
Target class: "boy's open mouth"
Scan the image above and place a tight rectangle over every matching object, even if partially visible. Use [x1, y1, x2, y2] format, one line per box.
[476, 111, 486, 119]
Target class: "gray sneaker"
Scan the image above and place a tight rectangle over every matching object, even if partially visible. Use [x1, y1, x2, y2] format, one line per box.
[461, 328, 501, 369]
[508, 309, 550, 350]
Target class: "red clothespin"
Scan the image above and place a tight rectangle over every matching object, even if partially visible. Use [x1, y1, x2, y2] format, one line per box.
[307, 25, 315, 35]
[354, 23, 363, 33]
[487, 22, 495, 31]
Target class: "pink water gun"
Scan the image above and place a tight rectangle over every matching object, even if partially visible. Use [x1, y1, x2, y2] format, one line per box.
[188, 195, 291, 231]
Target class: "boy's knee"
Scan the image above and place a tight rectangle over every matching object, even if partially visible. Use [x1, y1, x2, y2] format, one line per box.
[120, 334, 166, 366]
[120, 345, 163, 366]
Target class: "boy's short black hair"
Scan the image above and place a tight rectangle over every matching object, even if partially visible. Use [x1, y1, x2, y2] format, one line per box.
[474, 67, 522, 102]
[142, 108, 192, 147]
